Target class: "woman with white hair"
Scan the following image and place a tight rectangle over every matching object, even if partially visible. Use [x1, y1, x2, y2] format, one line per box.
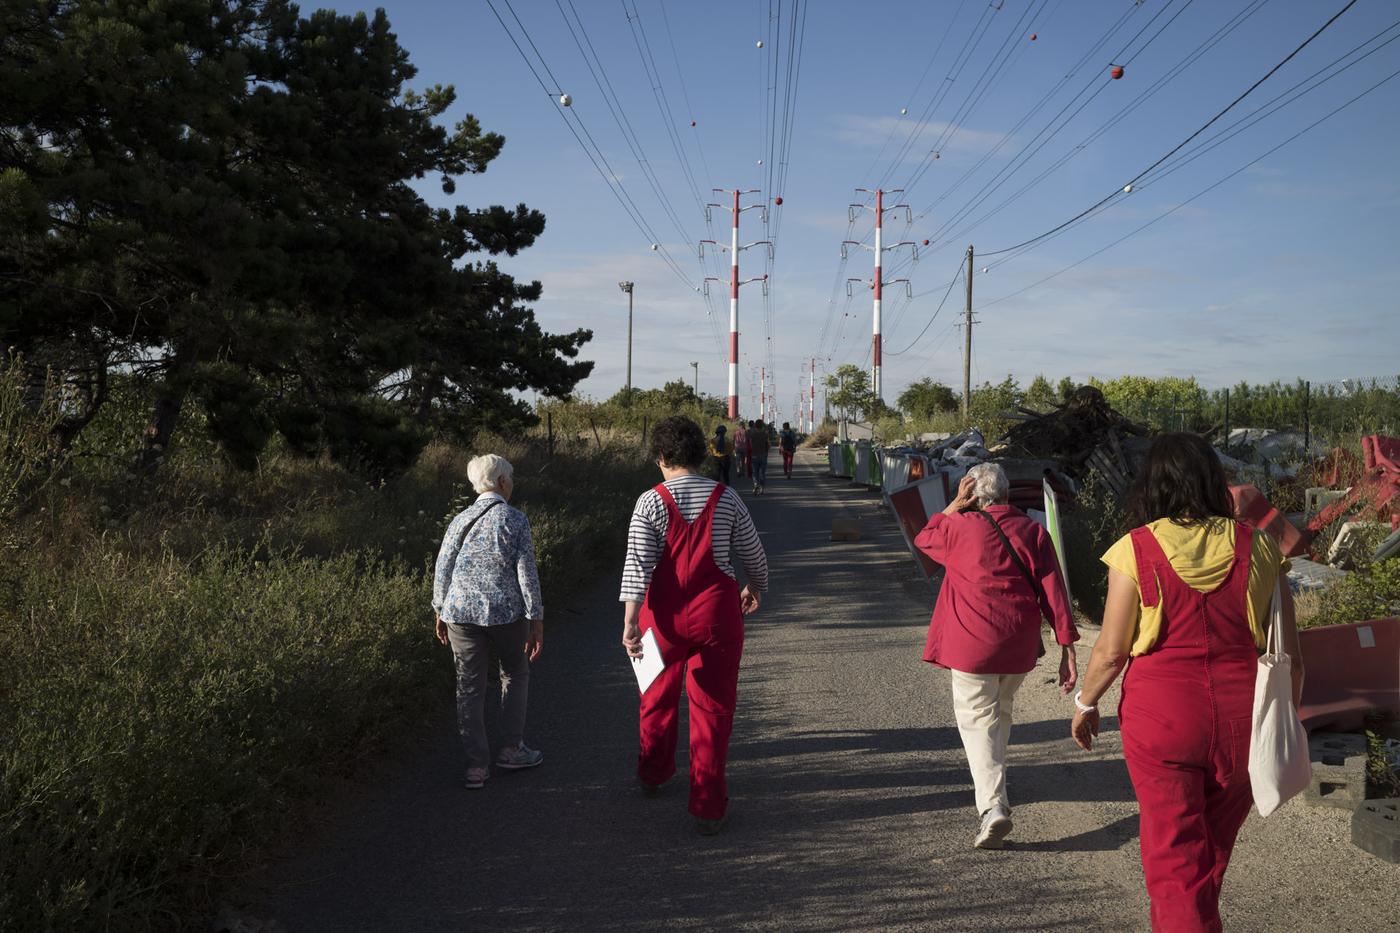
[914, 462, 1079, 849]
[433, 453, 545, 789]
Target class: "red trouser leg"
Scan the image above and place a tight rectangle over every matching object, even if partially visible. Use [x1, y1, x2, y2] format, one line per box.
[1124, 751, 1221, 933]
[1204, 722, 1254, 905]
[637, 652, 687, 787]
[683, 636, 743, 820]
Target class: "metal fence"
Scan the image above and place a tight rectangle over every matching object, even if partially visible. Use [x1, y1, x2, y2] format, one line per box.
[1120, 376, 1400, 450]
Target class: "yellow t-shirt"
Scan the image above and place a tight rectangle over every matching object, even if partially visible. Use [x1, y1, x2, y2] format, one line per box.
[1100, 516, 1290, 655]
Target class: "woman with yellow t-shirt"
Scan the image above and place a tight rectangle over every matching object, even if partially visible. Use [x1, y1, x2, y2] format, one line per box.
[1070, 433, 1304, 933]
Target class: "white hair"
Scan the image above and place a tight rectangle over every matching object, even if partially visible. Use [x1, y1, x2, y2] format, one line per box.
[467, 454, 514, 494]
[967, 462, 1009, 508]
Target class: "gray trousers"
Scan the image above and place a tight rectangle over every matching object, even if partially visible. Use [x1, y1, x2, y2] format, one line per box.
[447, 620, 530, 769]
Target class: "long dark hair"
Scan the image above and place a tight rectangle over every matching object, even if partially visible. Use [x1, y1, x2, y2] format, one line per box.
[1127, 432, 1234, 528]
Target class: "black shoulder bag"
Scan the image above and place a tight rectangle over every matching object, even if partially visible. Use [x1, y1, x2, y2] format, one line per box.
[453, 500, 503, 553]
[974, 509, 1049, 659]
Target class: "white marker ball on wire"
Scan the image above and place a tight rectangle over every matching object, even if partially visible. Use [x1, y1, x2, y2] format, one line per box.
[558, 93, 572, 107]
[756, 40, 764, 48]
[650, 243, 659, 251]
[757, 159, 764, 165]
[1123, 183, 1134, 193]
[900, 108, 908, 115]
[981, 267, 989, 275]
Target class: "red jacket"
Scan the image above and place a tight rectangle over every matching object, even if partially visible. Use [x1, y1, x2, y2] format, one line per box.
[914, 504, 1078, 674]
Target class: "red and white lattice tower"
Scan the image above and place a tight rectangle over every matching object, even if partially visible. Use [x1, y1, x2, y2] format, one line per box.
[845, 188, 917, 403]
[701, 190, 770, 421]
[809, 358, 816, 433]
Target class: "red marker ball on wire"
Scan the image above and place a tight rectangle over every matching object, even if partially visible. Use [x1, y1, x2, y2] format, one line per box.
[1110, 64, 1124, 80]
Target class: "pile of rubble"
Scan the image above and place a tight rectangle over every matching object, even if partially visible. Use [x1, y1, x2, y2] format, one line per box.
[999, 386, 1152, 495]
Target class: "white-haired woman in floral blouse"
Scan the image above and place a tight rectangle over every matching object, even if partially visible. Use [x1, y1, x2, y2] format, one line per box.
[433, 453, 545, 789]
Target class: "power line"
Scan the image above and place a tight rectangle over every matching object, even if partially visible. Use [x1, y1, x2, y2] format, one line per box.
[486, 0, 700, 293]
[979, 63, 1400, 310]
[981, 0, 1362, 257]
[886, 260, 965, 357]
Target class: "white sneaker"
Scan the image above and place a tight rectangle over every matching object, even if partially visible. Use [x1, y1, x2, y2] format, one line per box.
[974, 806, 1013, 849]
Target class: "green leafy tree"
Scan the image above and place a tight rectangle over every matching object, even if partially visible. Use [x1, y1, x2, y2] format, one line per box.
[0, 0, 591, 474]
[1024, 374, 1059, 412]
[1057, 376, 1076, 402]
[825, 364, 875, 421]
[897, 377, 959, 420]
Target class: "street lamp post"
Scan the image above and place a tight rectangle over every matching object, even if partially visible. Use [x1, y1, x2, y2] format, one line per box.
[690, 361, 699, 398]
[618, 281, 634, 403]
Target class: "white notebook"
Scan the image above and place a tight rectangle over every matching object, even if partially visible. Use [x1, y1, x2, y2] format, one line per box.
[631, 628, 665, 694]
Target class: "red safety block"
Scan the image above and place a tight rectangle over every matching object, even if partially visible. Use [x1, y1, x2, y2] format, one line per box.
[889, 480, 943, 583]
[1230, 484, 1311, 557]
[1297, 617, 1400, 733]
[1363, 435, 1400, 474]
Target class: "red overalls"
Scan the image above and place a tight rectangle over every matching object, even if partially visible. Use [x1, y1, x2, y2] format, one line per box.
[1120, 522, 1258, 933]
[637, 483, 745, 820]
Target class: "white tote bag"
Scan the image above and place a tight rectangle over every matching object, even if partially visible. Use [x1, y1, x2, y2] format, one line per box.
[1247, 579, 1312, 816]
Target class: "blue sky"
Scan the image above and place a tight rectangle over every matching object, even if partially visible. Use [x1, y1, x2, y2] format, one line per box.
[346, 0, 1399, 420]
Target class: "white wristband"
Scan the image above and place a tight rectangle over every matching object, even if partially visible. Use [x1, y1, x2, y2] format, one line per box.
[1074, 691, 1097, 714]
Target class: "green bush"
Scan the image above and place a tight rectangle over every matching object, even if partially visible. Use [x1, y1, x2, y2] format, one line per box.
[1061, 471, 1127, 620]
[1298, 556, 1400, 631]
[0, 434, 655, 931]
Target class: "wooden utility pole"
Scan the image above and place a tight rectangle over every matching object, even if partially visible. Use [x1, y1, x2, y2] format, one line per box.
[961, 245, 974, 420]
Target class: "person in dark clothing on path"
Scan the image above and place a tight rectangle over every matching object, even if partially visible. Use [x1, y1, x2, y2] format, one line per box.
[709, 425, 731, 485]
[779, 422, 797, 478]
[746, 420, 771, 494]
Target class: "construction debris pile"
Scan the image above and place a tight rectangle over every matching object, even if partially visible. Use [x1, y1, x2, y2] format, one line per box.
[999, 386, 1152, 495]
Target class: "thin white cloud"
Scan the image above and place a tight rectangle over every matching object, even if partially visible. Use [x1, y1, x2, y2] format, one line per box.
[831, 114, 1007, 157]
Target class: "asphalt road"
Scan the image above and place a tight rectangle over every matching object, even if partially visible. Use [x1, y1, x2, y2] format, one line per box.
[242, 449, 1397, 932]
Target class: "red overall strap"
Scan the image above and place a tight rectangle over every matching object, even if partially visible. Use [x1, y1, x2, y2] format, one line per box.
[654, 481, 726, 540]
[654, 482, 682, 533]
[1129, 526, 1170, 608]
[1222, 521, 1254, 596]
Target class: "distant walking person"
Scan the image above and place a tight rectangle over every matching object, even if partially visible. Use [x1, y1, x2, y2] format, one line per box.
[1072, 433, 1303, 933]
[734, 420, 752, 479]
[433, 454, 545, 790]
[709, 424, 732, 484]
[621, 416, 768, 835]
[747, 419, 771, 494]
[915, 463, 1079, 849]
[779, 422, 797, 478]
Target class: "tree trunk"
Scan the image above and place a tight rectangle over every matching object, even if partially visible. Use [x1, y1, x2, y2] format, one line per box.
[134, 383, 187, 474]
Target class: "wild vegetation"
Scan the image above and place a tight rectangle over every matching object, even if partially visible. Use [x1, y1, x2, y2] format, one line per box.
[0, 354, 655, 931]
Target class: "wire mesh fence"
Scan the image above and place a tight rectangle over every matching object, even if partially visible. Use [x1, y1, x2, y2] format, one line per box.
[1117, 376, 1400, 450]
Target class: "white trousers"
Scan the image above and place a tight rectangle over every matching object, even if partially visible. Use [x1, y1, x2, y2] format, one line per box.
[950, 670, 1027, 816]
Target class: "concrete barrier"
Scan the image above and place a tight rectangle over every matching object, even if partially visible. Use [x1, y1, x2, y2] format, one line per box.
[1353, 799, 1400, 863]
[1305, 732, 1368, 810]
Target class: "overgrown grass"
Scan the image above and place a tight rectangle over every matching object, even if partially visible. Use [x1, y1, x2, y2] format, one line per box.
[0, 432, 654, 931]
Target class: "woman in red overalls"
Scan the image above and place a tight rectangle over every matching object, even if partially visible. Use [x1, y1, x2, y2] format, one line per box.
[1071, 433, 1303, 932]
[620, 416, 768, 835]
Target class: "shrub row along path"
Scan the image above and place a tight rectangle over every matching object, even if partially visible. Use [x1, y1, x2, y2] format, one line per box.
[244, 449, 1394, 931]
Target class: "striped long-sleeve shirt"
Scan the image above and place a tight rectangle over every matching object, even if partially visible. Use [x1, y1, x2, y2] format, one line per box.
[620, 474, 768, 603]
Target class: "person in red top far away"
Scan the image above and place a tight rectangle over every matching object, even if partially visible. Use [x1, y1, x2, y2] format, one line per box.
[915, 463, 1079, 850]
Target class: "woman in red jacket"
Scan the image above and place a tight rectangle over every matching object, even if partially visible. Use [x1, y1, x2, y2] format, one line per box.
[1072, 433, 1303, 932]
[915, 463, 1079, 849]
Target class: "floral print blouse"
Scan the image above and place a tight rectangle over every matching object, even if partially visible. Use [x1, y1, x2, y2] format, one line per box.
[433, 493, 543, 626]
